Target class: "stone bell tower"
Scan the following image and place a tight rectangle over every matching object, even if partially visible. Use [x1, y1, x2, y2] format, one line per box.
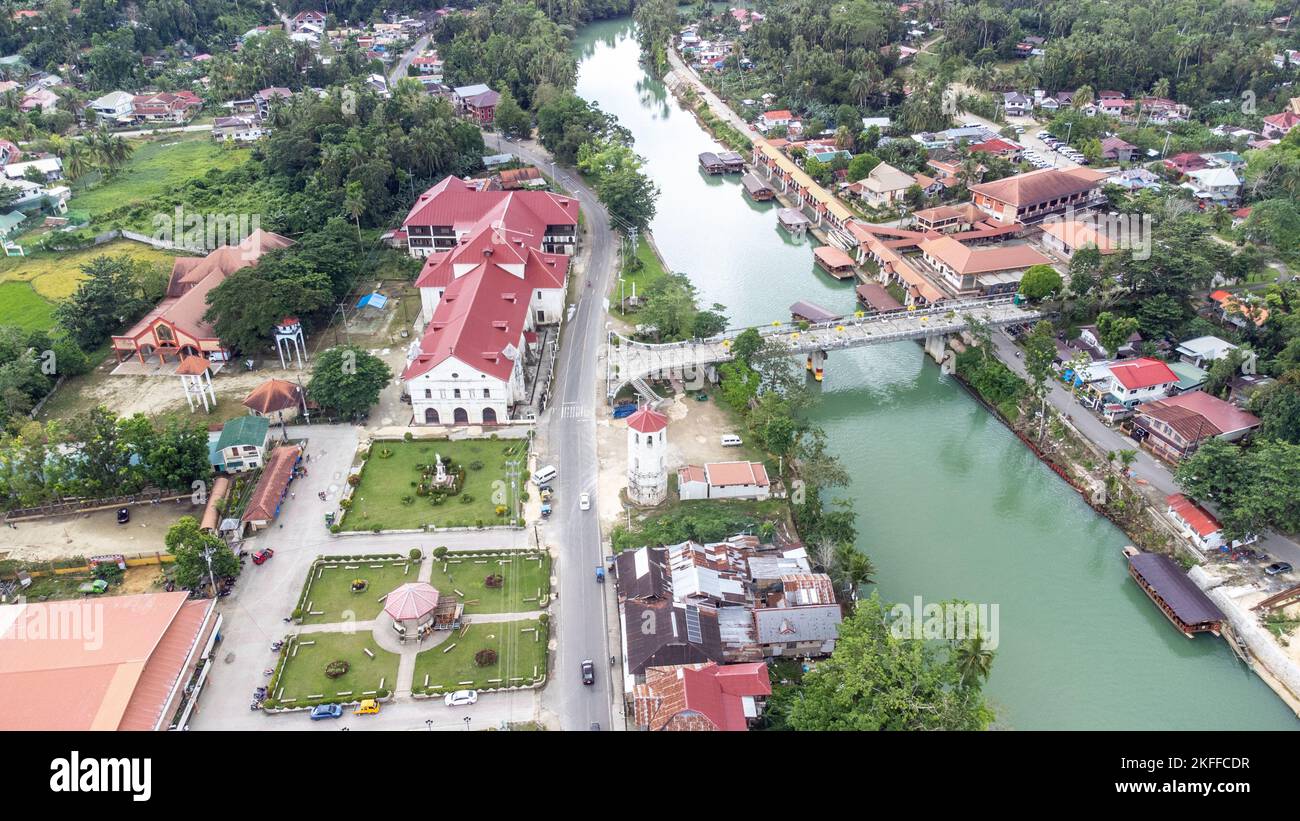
[625, 405, 668, 506]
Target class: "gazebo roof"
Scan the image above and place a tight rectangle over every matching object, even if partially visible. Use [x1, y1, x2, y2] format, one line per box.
[384, 582, 440, 621]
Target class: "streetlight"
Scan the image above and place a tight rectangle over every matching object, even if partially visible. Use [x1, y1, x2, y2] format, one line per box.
[463, 716, 471, 731]
[425, 719, 433, 731]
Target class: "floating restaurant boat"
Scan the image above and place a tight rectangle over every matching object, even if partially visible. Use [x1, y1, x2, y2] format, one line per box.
[1125, 550, 1224, 638]
[742, 173, 775, 202]
[812, 245, 857, 280]
[856, 282, 903, 314]
[789, 300, 839, 324]
[716, 150, 745, 172]
[698, 151, 726, 174]
[776, 206, 809, 233]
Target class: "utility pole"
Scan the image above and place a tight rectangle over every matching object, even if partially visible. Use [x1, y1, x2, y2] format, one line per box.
[504, 459, 521, 521]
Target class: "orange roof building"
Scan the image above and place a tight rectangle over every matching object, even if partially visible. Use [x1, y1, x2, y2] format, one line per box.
[969, 167, 1105, 224]
[112, 230, 294, 366]
[243, 378, 306, 416]
[918, 236, 1052, 296]
[632, 662, 771, 731]
[677, 461, 771, 501]
[242, 444, 301, 528]
[0, 591, 219, 730]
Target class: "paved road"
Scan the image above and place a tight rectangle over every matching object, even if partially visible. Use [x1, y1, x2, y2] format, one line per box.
[389, 33, 432, 86]
[485, 133, 621, 730]
[990, 329, 1300, 567]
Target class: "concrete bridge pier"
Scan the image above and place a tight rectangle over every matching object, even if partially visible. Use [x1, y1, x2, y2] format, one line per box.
[805, 349, 827, 381]
[924, 333, 948, 365]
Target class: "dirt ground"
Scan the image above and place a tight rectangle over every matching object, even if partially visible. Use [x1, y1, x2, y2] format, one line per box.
[593, 385, 755, 534]
[0, 499, 202, 562]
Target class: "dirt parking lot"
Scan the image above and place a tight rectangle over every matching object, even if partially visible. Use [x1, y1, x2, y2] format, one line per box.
[0, 499, 203, 562]
[593, 386, 758, 533]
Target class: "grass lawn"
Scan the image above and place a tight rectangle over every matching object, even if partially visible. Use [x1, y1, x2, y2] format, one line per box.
[413, 620, 548, 692]
[612, 238, 669, 320]
[428, 551, 550, 614]
[343, 438, 530, 531]
[67, 135, 250, 220]
[274, 632, 400, 704]
[298, 559, 419, 625]
[0, 281, 56, 332]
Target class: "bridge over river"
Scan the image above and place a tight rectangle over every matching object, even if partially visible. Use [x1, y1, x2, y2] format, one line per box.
[607, 295, 1046, 400]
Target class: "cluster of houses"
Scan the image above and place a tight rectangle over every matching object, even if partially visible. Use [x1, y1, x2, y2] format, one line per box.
[0, 62, 68, 113]
[1002, 89, 1191, 125]
[0, 144, 69, 241]
[245, 9, 427, 65]
[615, 534, 845, 731]
[86, 89, 203, 126]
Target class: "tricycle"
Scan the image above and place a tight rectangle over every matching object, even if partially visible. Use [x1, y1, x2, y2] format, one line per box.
[595, 566, 605, 583]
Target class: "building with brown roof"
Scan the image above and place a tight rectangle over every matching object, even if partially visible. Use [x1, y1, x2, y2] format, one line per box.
[1132, 392, 1261, 461]
[0, 591, 220, 730]
[632, 661, 771, 731]
[918, 236, 1053, 296]
[243, 378, 307, 419]
[969, 167, 1105, 224]
[1039, 219, 1120, 259]
[241, 444, 301, 529]
[111, 230, 294, 366]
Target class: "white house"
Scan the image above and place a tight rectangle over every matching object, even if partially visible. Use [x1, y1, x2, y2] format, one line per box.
[88, 90, 134, 121]
[677, 462, 771, 501]
[1182, 166, 1240, 205]
[1175, 335, 1239, 368]
[1102, 357, 1179, 406]
[1165, 493, 1257, 552]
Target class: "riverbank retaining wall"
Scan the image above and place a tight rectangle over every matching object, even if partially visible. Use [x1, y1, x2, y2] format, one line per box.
[1192, 566, 1300, 715]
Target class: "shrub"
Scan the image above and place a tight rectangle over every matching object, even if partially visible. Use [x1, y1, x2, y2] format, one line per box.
[339, 498, 352, 509]
[371, 524, 383, 533]
[468, 460, 484, 471]
[409, 548, 422, 561]
[537, 613, 549, 626]
[325, 660, 350, 679]
[460, 493, 473, 504]
[401, 495, 414, 505]
[433, 546, 448, 559]
[484, 573, 504, 588]
[347, 474, 361, 486]
[495, 505, 507, 516]
[474, 649, 498, 667]
[403, 431, 413, 441]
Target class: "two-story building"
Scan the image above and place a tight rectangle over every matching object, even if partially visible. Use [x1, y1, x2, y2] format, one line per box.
[918, 236, 1052, 297]
[1100, 357, 1179, 407]
[968, 167, 1105, 225]
[1133, 392, 1260, 461]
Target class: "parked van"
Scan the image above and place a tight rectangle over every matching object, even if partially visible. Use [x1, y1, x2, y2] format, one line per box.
[534, 465, 558, 486]
[720, 435, 743, 447]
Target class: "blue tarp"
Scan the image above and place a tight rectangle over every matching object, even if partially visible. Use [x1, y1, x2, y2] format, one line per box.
[356, 292, 388, 312]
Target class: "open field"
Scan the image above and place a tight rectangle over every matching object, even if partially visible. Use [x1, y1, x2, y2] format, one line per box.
[298, 559, 419, 625]
[429, 550, 550, 614]
[273, 632, 400, 705]
[0, 240, 178, 301]
[67, 135, 251, 220]
[413, 620, 548, 692]
[343, 438, 530, 531]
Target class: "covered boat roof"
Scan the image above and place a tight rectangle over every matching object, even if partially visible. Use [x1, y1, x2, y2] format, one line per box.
[1128, 553, 1223, 627]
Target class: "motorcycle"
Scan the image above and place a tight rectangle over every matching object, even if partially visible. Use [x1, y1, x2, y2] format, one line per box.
[271, 640, 284, 651]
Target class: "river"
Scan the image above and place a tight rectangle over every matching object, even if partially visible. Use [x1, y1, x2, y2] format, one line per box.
[573, 18, 1296, 729]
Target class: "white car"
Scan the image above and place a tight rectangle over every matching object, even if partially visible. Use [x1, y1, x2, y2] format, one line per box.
[579, 493, 591, 511]
[444, 689, 478, 707]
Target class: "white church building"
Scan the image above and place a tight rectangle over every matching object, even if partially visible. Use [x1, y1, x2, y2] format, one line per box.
[400, 175, 577, 425]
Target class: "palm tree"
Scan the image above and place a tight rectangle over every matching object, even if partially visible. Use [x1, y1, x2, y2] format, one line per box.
[953, 635, 995, 689]
[343, 180, 365, 240]
[61, 139, 90, 180]
[831, 542, 875, 604]
[849, 71, 873, 108]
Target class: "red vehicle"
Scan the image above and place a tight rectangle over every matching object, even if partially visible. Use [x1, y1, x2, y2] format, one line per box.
[252, 548, 275, 565]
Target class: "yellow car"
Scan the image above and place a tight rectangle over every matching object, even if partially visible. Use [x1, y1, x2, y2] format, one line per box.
[354, 699, 380, 715]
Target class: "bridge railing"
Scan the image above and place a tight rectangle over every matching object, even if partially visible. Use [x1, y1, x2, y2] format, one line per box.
[614, 294, 1024, 352]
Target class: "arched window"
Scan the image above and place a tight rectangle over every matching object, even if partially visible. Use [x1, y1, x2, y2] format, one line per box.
[453, 407, 469, 424]
[424, 408, 439, 424]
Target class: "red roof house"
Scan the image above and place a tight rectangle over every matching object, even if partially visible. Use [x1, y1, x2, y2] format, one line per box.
[632, 662, 771, 731]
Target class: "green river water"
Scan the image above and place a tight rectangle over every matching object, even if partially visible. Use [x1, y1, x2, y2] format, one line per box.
[574, 18, 1297, 729]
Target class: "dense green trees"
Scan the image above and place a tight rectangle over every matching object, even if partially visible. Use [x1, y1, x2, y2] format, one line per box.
[1177, 438, 1300, 540]
[0, 409, 211, 510]
[1019, 264, 1063, 301]
[307, 344, 392, 420]
[787, 595, 995, 731]
[438, 1, 577, 110]
[55, 255, 165, 350]
[166, 515, 238, 591]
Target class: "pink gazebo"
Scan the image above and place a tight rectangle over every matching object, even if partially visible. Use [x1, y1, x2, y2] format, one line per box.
[384, 582, 440, 634]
